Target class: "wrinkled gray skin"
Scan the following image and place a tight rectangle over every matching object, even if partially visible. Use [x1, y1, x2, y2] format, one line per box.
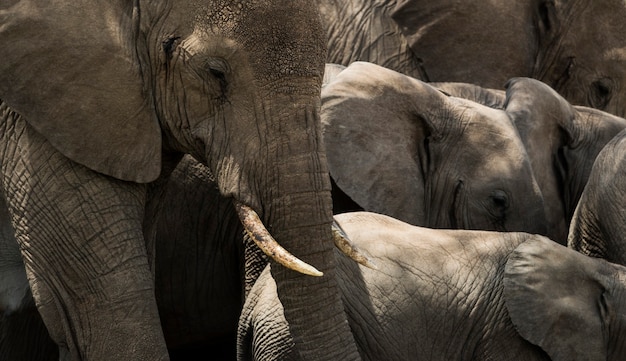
[0, 155, 255, 360]
[569, 129, 626, 266]
[0, 1, 360, 360]
[322, 62, 546, 234]
[318, 0, 626, 117]
[435, 78, 626, 244]
[148, 155, 246, 360]
[239, 212, 626, 361]
[0, 194, 58, 361]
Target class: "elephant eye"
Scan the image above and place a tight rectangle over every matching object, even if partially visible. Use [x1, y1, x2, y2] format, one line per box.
[488, 190, 509, 230]
[162, 36, 181, 56]
[589, 77, 613, 110]
[205, 58, 230, 98]
[210, 68, 228, 91]
[490, 190, 509, 211]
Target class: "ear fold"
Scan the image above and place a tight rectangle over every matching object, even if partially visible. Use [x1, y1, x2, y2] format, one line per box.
[535, 0, 558, 38]
[532, 0, 566, 83]
[431, 82, 506, 109]
[0, 0, 161, 183]
[320, 62, 446, 225]
[504, 236, 613, 361]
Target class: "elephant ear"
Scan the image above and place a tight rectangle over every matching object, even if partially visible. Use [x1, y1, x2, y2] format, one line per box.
[0, 0, 161, 183]
[503, 77, 580, 187]
[321, 62, 446, 225]
[503, 77, 579, 241]
[504, 236, 614, 361]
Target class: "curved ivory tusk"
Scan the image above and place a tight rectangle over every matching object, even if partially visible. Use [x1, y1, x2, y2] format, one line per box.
[234, 201, 323, 277]
[332, 220, 379, 270]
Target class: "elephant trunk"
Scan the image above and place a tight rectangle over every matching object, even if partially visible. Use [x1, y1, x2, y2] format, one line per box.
[267, 169, 360, 360]
[257, 101, 361, 360]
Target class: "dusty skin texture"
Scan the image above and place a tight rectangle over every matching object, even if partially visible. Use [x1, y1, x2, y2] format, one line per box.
[239, 212, 626, 361]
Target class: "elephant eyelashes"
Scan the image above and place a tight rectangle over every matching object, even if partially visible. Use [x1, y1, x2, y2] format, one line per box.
[490, 190, 510, 212]
[162, 36, 181, 58]
[204, 58, 230, 101]
[487, 190, 509, 230]
[209, 68, 229, 98]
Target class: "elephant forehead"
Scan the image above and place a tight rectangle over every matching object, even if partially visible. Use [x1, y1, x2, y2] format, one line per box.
[451, 99, 526, 156]
[197, 0, 325, 79]
[198, 0, 251, 27]
[160, 0, 325, 81]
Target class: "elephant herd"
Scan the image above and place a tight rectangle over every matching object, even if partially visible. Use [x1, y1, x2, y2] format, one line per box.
[239, 64, 626, 360]
[3, 0, 626, 360]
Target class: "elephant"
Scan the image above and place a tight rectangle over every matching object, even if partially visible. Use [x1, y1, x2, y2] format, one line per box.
[0, 1, 362, 360]
[317, 0, 626, 116]
[0, 154, 255, 360]
[0, 150, 375, 360]
[434, 78, 626, 244]
[568, 128, 626, 266]
[321, 62, 547, 234]
[238, 211, 626, 361]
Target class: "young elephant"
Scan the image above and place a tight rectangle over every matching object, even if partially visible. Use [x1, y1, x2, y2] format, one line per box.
[322, 62, 546, 235]
[238, 212, 626, 361]
[435, 78, 626, 244]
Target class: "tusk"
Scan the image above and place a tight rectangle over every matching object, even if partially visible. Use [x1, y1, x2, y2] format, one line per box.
[332, 220, 379, 270]
[234, 201, 323, 277]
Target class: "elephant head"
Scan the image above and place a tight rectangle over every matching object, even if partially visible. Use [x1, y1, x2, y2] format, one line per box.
[433, 78, 626, 244]
[568, 129, 626, 266]
[322, 62, 546, 234]
[0, 1, 361, 359]
[531, 0, 626, 116]
[385, 0, 626, 116]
